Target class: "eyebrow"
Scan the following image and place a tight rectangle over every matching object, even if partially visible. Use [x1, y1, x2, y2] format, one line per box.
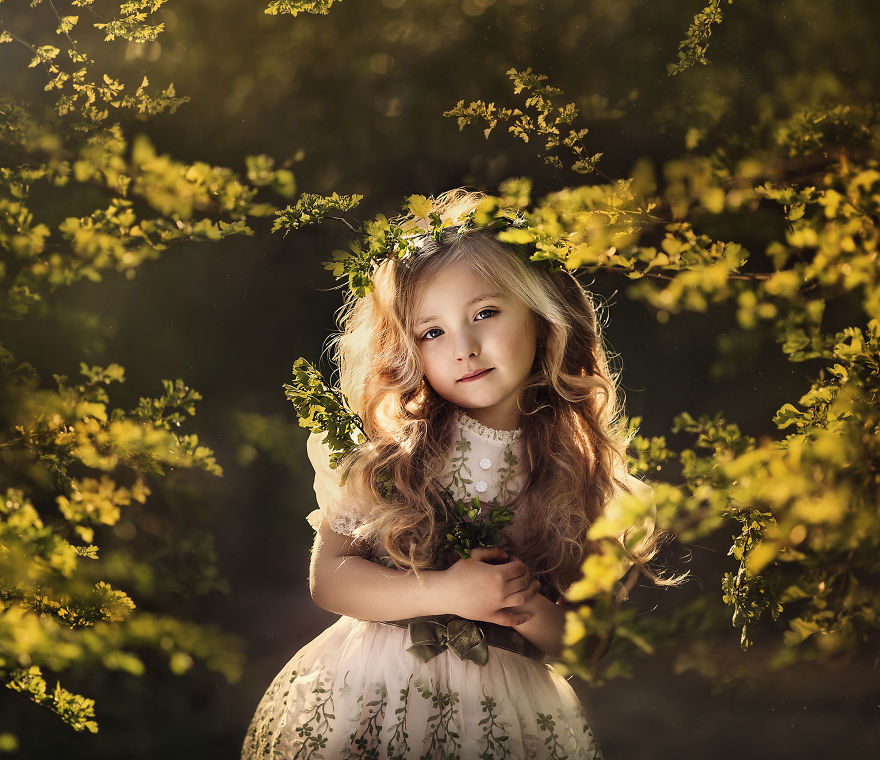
[415, 291, 503, 328]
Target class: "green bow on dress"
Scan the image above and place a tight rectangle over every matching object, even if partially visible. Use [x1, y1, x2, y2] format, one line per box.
[406, 617, 490, 666]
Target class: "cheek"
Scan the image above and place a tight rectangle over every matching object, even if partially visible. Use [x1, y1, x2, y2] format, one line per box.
[419, 349, 445, 387]
[509, 317, 537, 365]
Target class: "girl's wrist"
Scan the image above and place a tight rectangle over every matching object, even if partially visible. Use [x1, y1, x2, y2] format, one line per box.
[508, 592, 539, 629]
[421, 567, 456, 617]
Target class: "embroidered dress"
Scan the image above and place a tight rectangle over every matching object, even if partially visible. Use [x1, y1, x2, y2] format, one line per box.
[242, 409, 604, 760]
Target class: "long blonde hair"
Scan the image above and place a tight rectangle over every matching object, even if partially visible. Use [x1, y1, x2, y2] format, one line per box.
[331, 190, 648, 598]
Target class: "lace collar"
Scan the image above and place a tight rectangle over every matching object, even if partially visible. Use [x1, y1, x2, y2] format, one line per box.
[453, 408, 522, 444]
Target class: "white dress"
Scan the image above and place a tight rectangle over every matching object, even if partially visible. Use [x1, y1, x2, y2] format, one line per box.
[241, 409, 604, 760]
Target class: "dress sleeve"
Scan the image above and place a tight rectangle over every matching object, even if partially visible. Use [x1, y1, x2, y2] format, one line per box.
[304, 432, 367, 536]
[598, 466, 658, 545]
[619, 473, 657, 550]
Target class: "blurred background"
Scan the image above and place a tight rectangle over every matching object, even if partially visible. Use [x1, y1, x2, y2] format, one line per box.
[1, 0, 878, 756]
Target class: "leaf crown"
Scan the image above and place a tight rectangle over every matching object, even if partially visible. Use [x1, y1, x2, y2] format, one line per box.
[324, 192, 549, 298]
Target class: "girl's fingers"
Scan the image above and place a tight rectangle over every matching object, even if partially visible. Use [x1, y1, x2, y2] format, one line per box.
[469, 547, 508, 561]
[505, 573, 533, 594]
[494, 610, 533, 627]
[504, 578, 540, 605]
[499, 558, 528, 579]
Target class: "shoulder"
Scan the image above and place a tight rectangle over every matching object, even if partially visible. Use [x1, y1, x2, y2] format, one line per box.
[305, 432, 347, 504]
[306, 431, 334, 471]
[624, 473, 654, 504]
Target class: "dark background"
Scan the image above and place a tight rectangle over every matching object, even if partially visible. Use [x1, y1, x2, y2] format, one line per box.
[1, 0, 878, 756]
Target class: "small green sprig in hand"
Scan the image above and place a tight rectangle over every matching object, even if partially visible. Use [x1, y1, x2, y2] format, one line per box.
[439, 495, 515, 559]
[283, 357, 365, 469]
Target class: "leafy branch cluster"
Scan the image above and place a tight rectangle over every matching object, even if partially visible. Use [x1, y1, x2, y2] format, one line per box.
[1, 0, 184, 127]
[0, 354, 241, 731]
[0, 0, 349, 740]
[541, 151, 880, 681]
[445, 68, 602, 175]
[273, 192, 363, 236]
[264, 0, 342, 18]
[440, 39, 879, 683]
[667, 0, 734, 76]
[283, 358, 366, 470]
[439, 496, 514, 559]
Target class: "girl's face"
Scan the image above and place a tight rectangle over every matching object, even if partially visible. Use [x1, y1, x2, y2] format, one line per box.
[412, 259, 537, 431]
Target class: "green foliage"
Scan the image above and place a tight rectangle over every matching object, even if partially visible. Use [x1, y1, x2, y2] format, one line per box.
[93, 1, 169, 43]
[6, 667, 97, 734]
[0, 358, 242, 732]
[721, 509, 783, 649]
[440, 496, 514, 559]
[546, 151, 880, 679]
[436, 20, 880, 678]
[273, 192, 363, 235]
[445, 68, 602, 174]
[283, 358, 365, 469]
[668, 0, 734, 76]
[0, 0, 317, 742]
[774, 103, 880, 158]
[0, 2, 185, 126]
[265, 0, 342, 17]
[0, 110, 290, 319]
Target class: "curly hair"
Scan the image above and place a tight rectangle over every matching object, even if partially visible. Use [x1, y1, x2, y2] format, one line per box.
[330, 190, 661, 598]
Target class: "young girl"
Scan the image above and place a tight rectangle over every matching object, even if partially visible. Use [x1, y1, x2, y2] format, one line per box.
[242, 190, 655, 759]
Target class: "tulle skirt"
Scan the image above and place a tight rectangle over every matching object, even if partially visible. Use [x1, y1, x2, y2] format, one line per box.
[242, 615, 603, 759]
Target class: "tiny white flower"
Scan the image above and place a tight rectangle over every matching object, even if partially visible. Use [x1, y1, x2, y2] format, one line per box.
[479, 458, 492, 470]
[475, 480, 488, 493]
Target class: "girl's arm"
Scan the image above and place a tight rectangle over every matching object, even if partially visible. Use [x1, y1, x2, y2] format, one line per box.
[512, 595, 615, 660]
[510, 593, 567, 657]
[309, 523, 538, 627]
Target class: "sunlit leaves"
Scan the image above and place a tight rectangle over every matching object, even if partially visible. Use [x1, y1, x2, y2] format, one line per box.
[56, 475, 149, 526]
[6, 667, 97, 733]
[93, 0, 168, 43]
[0, 0, 330, 743]
[55, 16, 80, 36]
[1, 114, 289, 319]
[0, 349, 239, 734]
[265, 0, 342, 17]
[775, 103, 880, 157]
[667, 0, 734, 76]
[246, 154, 296, 198]
[323, 193, 528, 297]
[273, 192, 362, 235]
[445, 68, 602, 175]
[133, 378, 204, 430]
[28, 45, 61, 68]
[283, 358, 365, 469]
[3, 1, 183, 126]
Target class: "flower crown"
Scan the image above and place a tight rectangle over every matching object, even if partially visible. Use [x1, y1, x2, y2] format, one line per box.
[324, 194, 555, 298]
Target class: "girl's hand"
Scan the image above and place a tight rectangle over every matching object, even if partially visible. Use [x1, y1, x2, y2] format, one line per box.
[442, 547, 540, 627]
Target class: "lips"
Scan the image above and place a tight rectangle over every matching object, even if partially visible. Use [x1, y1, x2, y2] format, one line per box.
[458, 368, 493, 382]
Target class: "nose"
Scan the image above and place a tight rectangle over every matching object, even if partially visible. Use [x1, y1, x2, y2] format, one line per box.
[454, 329, 480, 361]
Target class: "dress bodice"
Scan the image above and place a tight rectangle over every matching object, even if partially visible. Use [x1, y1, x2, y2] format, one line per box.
[305, 408, 530, 560]
[441, 409, 525, 507]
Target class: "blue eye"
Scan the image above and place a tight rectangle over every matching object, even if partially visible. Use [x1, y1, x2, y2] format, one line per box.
[421, 328, 443, 341]
[475, 308, 497, 321]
